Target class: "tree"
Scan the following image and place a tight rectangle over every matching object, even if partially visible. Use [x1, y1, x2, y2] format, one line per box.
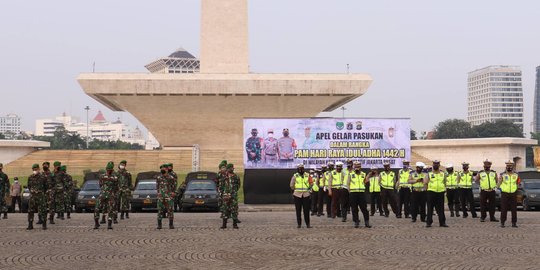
[474, 119, 523, 138]
[432, 119, 477, 139]
[410, 130, 417, 140]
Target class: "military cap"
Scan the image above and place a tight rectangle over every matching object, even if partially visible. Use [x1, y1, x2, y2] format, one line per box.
[432, 160, 440, 164]
[446, 164, 453, 168]
[483, 159, 492, 165]
[505, 160, 514, 165]
[32, 164, 39, 169]
[297, 163, 304, 168]
[106, 161, 114, 170]
[42, 161, 50, 166]
[166, 163, 173, 167]
[120, 160, 127, 165]
[416, 162, 425, 167]
[53, 161, 61, 167]
[226, 163, 234, 169]
[159, 164, 165, 169]
[60, 165, 67, 172]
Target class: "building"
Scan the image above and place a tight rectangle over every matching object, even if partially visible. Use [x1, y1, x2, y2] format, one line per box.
[34, 113, 76, 136]
[467, 65, 524, 128]
[77, 0, 373, 171]
[144, 47, 200, 74]
[0, 114, 22, 136]
[534, 66, 540, 133]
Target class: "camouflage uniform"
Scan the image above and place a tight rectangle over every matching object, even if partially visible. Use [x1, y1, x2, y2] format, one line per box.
[63, 172, 74, 217]
[0, 170, 10, 217]
[94, 172, 119, 221]
[53, 170, 66, 216]
[117, 169, 133, 214]
[41, 169, 54, 222]
[157, 173, 177, 223]
[27, 170, 48, 228]
[218, 171, 240, 221]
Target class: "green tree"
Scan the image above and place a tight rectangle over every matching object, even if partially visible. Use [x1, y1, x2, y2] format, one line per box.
[432, 119, 477, 139]
[474, 119, 523, 138]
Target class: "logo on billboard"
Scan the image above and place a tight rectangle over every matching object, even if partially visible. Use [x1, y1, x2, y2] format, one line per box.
[356, 121, 363, 130]
[346, 122, 353, 130]
[336, 122, 344, 130]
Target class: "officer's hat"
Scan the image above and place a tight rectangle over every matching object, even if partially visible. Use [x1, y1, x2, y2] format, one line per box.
[432, 160, 440, 164]
[327, 161, 334, 166]
[483, 159, 492, 165]
[335, 162, 344, 167]
[446, 164, 453, 168]
[321, 164, 328, 169]
[383, 161, 390, 166]
[505, 160, 514, 165]
[297, 163, 304, 168]
[370, 166, 378, 170]
[353, 161, 361, 166]
[461, 162, 470, 166]
[402, 159, 410, 164]
[346, 159, 353, 165]
[415, 162, 425, 167]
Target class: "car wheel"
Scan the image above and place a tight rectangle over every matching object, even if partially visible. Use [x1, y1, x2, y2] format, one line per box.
[523, 198, 531, 211]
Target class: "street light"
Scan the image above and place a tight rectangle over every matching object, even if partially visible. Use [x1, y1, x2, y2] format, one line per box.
[84, 106, 90, 148]
[341, 106, 347, 118]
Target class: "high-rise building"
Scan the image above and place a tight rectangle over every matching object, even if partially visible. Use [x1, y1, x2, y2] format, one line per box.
[0, 114, 21, 135]
[534, 66, 540, 133]
[467, 65, 524, 128]
[144, 47, 200, 74]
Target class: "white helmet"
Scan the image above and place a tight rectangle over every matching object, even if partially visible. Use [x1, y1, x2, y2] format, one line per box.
[416, 162, 425, 167]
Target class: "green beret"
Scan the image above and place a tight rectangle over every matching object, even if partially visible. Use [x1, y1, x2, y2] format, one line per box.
[226, 163, 234, 169]
[167, 163, 173, 167]
[43, 162, 50, 166]
[53, 161, 61, 167]
[32, 164, 39, 169]
[60, 165, 67, 172]
[120, 160, 127, 165]
[106, 161, 114, 170]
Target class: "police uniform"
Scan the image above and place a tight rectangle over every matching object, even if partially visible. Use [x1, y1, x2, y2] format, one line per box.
[445, 164, 460, 217]
[457, 162, 477, 218]
[309, 169, 320, 216]
[346, 161, 371, 228]
[368, 167, 383, 216]
[379, 163, 399, 218]
[323, 163, 334, 217]
[397, 160, 412, 218]
[316, 165, 328, 216]
[290, 164, 312, 228]
[328, 162, 347, 220]
[475, 159, 498, 222]
[425, 160, 448, 227]
[408, 162, 427, 222]
[498, 161, 519, 228]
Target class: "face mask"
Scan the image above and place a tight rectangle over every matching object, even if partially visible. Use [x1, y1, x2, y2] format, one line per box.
[336, 168, 342, 172]
[484, 166, 491, 171]
[119, 165, 125, 169]
[160, 169, 167, 174]
[447, 169, 453, 173]
[403, 165, 409, 169]
[228, 168, 234, 173]
[506, 167, 512, 172]
[267, 133, 273, 138]
[33, 171, 39, 175]
[463, 167, 468, 171]
[416, 168, 422, 173]
[355, 169, 360, 174]
[384, 167, 390, 171]
[433, 165, 440, 170]
[298, 169, 304, 174]
[43, 166, 49, 171]
[283, 132, 289, 136]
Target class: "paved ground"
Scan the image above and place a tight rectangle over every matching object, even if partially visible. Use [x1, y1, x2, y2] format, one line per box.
[0, 211, 538, 270]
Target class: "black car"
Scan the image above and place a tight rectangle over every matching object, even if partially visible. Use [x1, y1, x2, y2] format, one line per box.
[75, 172, 102, 213]
[180, 171, 219, 212]
[520, 179, 540, 211]
[131, 171, 159, 212]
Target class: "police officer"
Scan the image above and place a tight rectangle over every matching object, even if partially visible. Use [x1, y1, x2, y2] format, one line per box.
[346, 161, 371, 228]
[290, 164, 312, 228]
[379, 162, 398, 218]
[316, 165, 328, 216]
[498, 161, 519, 228]
[309, 168, 320, 216]
[408, 162, 427, 223]
[367, 166, 383, 216]
[474, 159, 499, 222]
[397, 160, 412, 218]
[328, 162, 346, 221]
[445, 164, 460, 217]
[457, 162, 477, 218]
[425, 160, 448, 228]
[323, 162, 334, 218]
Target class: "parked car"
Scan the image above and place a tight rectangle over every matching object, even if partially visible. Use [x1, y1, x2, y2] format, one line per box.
[75, 172, 102, 213]
[520, 179, 540, 211]
[131, 171, 159, 212]
[180, 171, 219, 212]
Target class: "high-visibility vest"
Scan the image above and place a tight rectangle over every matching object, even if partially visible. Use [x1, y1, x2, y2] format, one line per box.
[380, 171, 395, 190]
[411, 172, 426, 191]
[318, 174, 325, 188]
[398, 169, 411, 188]
[478, 170, 497, 190]
[349, 171, 366, 192]
[331, 171, 344, 188]
[294, 172, 310, 192]
[369, 176, 381, 193]
[459, 171, 473, 188]
[500, 173, 519, 193]
[427, 171, 446, 193]
[446, 172, 459, 189]
[312, 176, 320, 192]
[324, 171, 333, 187]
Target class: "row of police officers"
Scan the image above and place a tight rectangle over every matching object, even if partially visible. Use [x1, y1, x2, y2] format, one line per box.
[291, 159, 520, 228]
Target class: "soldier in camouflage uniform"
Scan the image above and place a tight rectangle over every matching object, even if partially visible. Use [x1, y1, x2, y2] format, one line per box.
[117, 160, 133, 220]
[40, 162, 53, 225]
[94, 162, 119, 230]
[156, 164, 177, 229]
[27, 164, 48, 230]
[217, 160, 228, 211]
[218, 163, 240, 229]
[245, 128, 263, 167]
[62, 166, 74, 219]
[166, 163, 177, 216]
[53, 163, 66, 220]
[0, 163, 10, 219]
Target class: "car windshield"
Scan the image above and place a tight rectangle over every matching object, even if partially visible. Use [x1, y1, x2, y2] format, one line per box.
[136, 181, 156, 190]
[187, 180, 216, 191]
[83, 181, 100, 191]
[524, 181, 540, 189]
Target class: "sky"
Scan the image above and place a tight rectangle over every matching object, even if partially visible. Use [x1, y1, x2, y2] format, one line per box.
[1, 0, 539, 136]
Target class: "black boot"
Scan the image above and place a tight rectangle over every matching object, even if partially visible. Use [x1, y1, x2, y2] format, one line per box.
[233, 220, 239, 229]
[500, 222, 505, 228]
[56, 213, 61, 219]
[125, 212, 129, 219]
[354, 222, 360, 228]
[42, 219, 47, 230]
[3, 213, 7, 219]
[49, 215, 55, 224]
[67, 212, 71, 219]
[37, 217, 43, 225]
[60, 213, 65, 220]
[100, 215, 106, 224]
[93, 218, 100, 229]
[220, 218, 227, 229]
[120, 212, 125, 220]
[113, 216, 118, 224]
[157, 219, 162, 230]
[169, 219, 174, 229]
[365, 221, 372, 228]
[235, 218, 241, 224]
[512, 223, 518, 228]
[27, 220, 34, 230]
[450, 211, 454, 217]
[107, 219, 113, 230]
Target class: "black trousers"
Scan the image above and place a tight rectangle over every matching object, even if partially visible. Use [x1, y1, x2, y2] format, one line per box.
[446, 189, 460, 214]
[459, 188, 477, 217]
[381, 188, 398, 216]
[310, 191, 319, 214]
[325, 190, 332, 216]
[411, 190, 427, 221]
[398, 188, 411, 217]
[349, 192, 369, 224]
[500, 192, 517, 224]
[480, 190, 496, 220]
[331, 188, 346, 218]
[317, 189, 326, 215]
[343, 189, 350, 213]
[11, 196, 22, 213]
[369, 192, 383, 215]
[294, 196, 311, 226]
[426, 191, 446, 225]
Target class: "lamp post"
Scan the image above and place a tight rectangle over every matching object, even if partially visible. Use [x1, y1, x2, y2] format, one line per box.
[341, 106, 347, 118]
[84, 106, 90, 148]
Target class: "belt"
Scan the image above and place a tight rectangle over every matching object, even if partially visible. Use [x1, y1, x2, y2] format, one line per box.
[481, 189, 496, 192]
[399, 186, 411, 189]
[413, 188, 426, 192]
[459, 186, 472, 189]
[265, 153, 276, 156]
[446, 187, 458, 190]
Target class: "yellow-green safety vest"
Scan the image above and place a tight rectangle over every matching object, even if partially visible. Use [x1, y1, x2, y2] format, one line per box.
[380, 171, 395, 190]
[349, 171, 366, 192]
[428, 171, 446, 193]
[369, 176, 381, 193]
[459, 171, 473, 188]
[399, 169, 411, 188]
[411, 172, 426, 191]
[479, 170, 497, 190]
[294, 172, 310, 192]
[324, 171, 333, 187]
[500, 173, 519, 193]
[446, 172, 459, 189]
[312, 176, 319, 192]
[331, 171, 345, 188]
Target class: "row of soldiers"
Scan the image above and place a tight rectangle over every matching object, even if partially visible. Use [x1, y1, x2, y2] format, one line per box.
[292, 159, 520, 228]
